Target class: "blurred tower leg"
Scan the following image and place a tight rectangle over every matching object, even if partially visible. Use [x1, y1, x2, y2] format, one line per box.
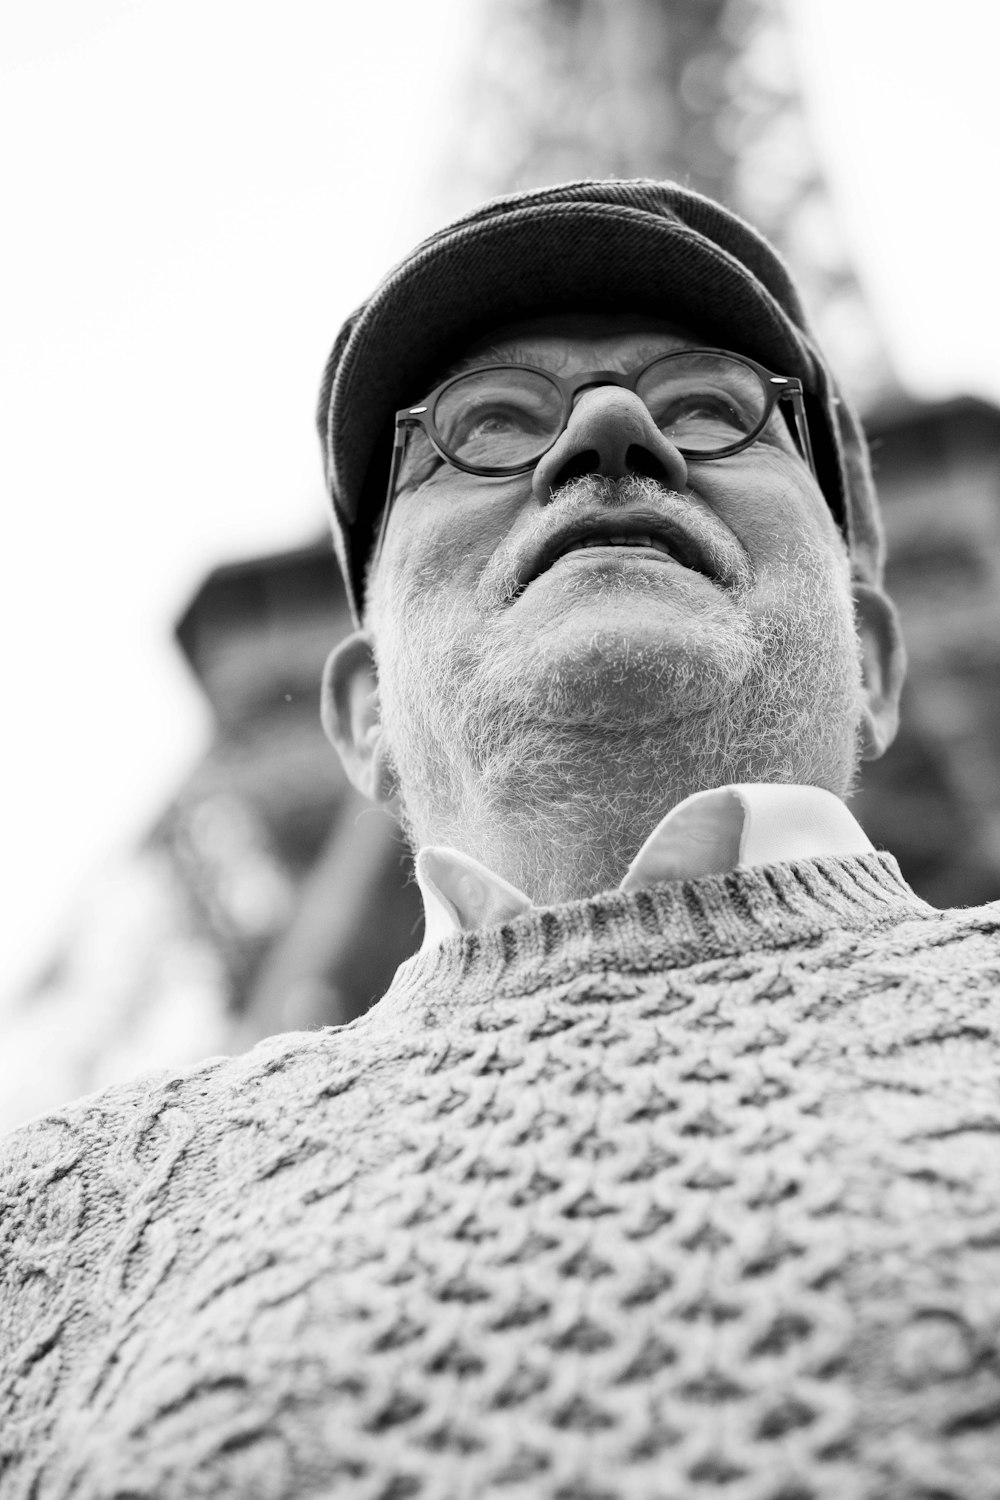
[3, 545, 423, 1133]
[236, 792, 419, 1046]
[165, 546, 423, 1049]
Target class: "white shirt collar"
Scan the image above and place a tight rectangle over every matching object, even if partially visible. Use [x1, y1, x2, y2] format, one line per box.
[415, 784, 874, 952]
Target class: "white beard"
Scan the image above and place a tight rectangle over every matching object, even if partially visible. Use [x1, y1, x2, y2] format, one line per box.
[368, 477, 866, 905]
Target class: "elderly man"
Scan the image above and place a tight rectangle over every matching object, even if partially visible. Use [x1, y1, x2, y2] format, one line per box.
[3, 181, 999, 1499]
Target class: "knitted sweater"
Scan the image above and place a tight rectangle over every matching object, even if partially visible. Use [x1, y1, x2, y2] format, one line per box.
[3, 853, 1000, 1500]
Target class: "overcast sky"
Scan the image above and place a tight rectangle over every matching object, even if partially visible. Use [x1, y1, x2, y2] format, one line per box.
[2, 0, 998, 997]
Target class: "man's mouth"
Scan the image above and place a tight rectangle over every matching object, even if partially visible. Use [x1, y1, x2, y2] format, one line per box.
[517, 512, 720, 595]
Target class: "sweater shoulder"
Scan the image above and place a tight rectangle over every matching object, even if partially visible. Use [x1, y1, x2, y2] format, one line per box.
[870, 891, 1000, 957]
[0, 1011, 390, 1198]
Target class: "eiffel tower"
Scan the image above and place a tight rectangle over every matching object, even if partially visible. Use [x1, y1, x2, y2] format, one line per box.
[434, 0, 894, 407]
[10, 0, 1000, 1132]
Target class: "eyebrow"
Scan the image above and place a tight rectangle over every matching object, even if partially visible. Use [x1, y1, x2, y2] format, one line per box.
[443, 343, 545, 377]
[441, 339, 701, 382]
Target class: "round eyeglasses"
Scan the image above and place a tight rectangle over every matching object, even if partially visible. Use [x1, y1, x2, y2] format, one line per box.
[376, 348, 819, 561]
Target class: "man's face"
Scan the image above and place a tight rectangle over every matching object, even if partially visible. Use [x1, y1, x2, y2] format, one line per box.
[356, 311, 870, 897]
[374, 311, 846, 667]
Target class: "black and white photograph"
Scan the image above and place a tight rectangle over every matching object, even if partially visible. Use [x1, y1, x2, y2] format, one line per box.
[3, 2, 1000, 1495]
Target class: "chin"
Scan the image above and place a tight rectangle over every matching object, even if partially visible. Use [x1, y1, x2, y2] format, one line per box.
[508, 612, 759, 728]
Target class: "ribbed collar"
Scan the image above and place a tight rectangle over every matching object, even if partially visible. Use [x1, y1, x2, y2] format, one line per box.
[369, 852, 935, 1034]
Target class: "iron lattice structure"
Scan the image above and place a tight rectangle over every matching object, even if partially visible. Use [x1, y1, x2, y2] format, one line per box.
[437, 0, 895, 408]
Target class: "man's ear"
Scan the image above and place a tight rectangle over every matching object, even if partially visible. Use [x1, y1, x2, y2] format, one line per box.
[853, 582, 906, 761]
[321, 631, 395, 804]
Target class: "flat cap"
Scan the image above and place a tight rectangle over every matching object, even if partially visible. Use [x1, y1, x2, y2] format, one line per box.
[317, 178, 884, 624]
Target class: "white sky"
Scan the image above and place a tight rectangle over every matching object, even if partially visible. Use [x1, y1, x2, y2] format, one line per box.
[1, 0, 998, 997]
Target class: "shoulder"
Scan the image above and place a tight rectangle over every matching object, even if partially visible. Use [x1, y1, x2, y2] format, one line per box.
[869, 892, 1000, 962]
[0, 1018, 387, 1218]
[0, 1018, 403, 1397]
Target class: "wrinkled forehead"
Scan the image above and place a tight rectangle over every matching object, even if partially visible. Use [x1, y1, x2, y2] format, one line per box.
[443, 311, 707, 382]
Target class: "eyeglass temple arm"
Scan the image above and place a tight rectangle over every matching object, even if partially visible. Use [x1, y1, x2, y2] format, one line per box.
[372, 421, 412, 571]
[784, 387, 819, 485]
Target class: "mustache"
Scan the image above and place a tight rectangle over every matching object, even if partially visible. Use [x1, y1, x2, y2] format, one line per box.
[477, 474, 752, 609]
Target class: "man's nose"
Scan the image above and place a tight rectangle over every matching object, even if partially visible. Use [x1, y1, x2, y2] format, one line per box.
[531, 386, 689, 502]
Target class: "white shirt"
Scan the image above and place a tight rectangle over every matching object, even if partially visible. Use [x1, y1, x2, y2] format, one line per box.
[415, 784, 874, 952]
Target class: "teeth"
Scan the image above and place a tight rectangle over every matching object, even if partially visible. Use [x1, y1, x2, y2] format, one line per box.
[564, 533, 677, 557]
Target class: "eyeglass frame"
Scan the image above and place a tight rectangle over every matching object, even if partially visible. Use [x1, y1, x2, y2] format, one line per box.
[374, 347, 821, 565]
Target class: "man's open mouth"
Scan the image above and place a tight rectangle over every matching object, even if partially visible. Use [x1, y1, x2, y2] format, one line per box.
[517, 513, 719, 595]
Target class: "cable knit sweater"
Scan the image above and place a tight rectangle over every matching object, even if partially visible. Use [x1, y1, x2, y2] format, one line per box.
[3, 853, 1000, 1500]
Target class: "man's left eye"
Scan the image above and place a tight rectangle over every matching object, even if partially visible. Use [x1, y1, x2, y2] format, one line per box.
[658, 393, 746, 431]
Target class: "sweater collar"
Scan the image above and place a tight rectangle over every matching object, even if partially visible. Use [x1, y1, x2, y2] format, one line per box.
[415, 784, 874, 951]
[370, 849, 933, 1034]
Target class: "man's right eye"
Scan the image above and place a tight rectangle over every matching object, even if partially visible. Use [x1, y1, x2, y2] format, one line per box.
[470, 410, 519, 436]
[452, 402, 532, 443]
[447, 401, 547, 466]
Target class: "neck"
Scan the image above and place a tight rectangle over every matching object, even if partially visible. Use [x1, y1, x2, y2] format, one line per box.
[430, 725, 678, 904]
[402, 706, 854, 907]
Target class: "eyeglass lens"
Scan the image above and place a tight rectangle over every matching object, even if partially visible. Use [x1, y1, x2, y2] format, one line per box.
[433, 352, 771, 470]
